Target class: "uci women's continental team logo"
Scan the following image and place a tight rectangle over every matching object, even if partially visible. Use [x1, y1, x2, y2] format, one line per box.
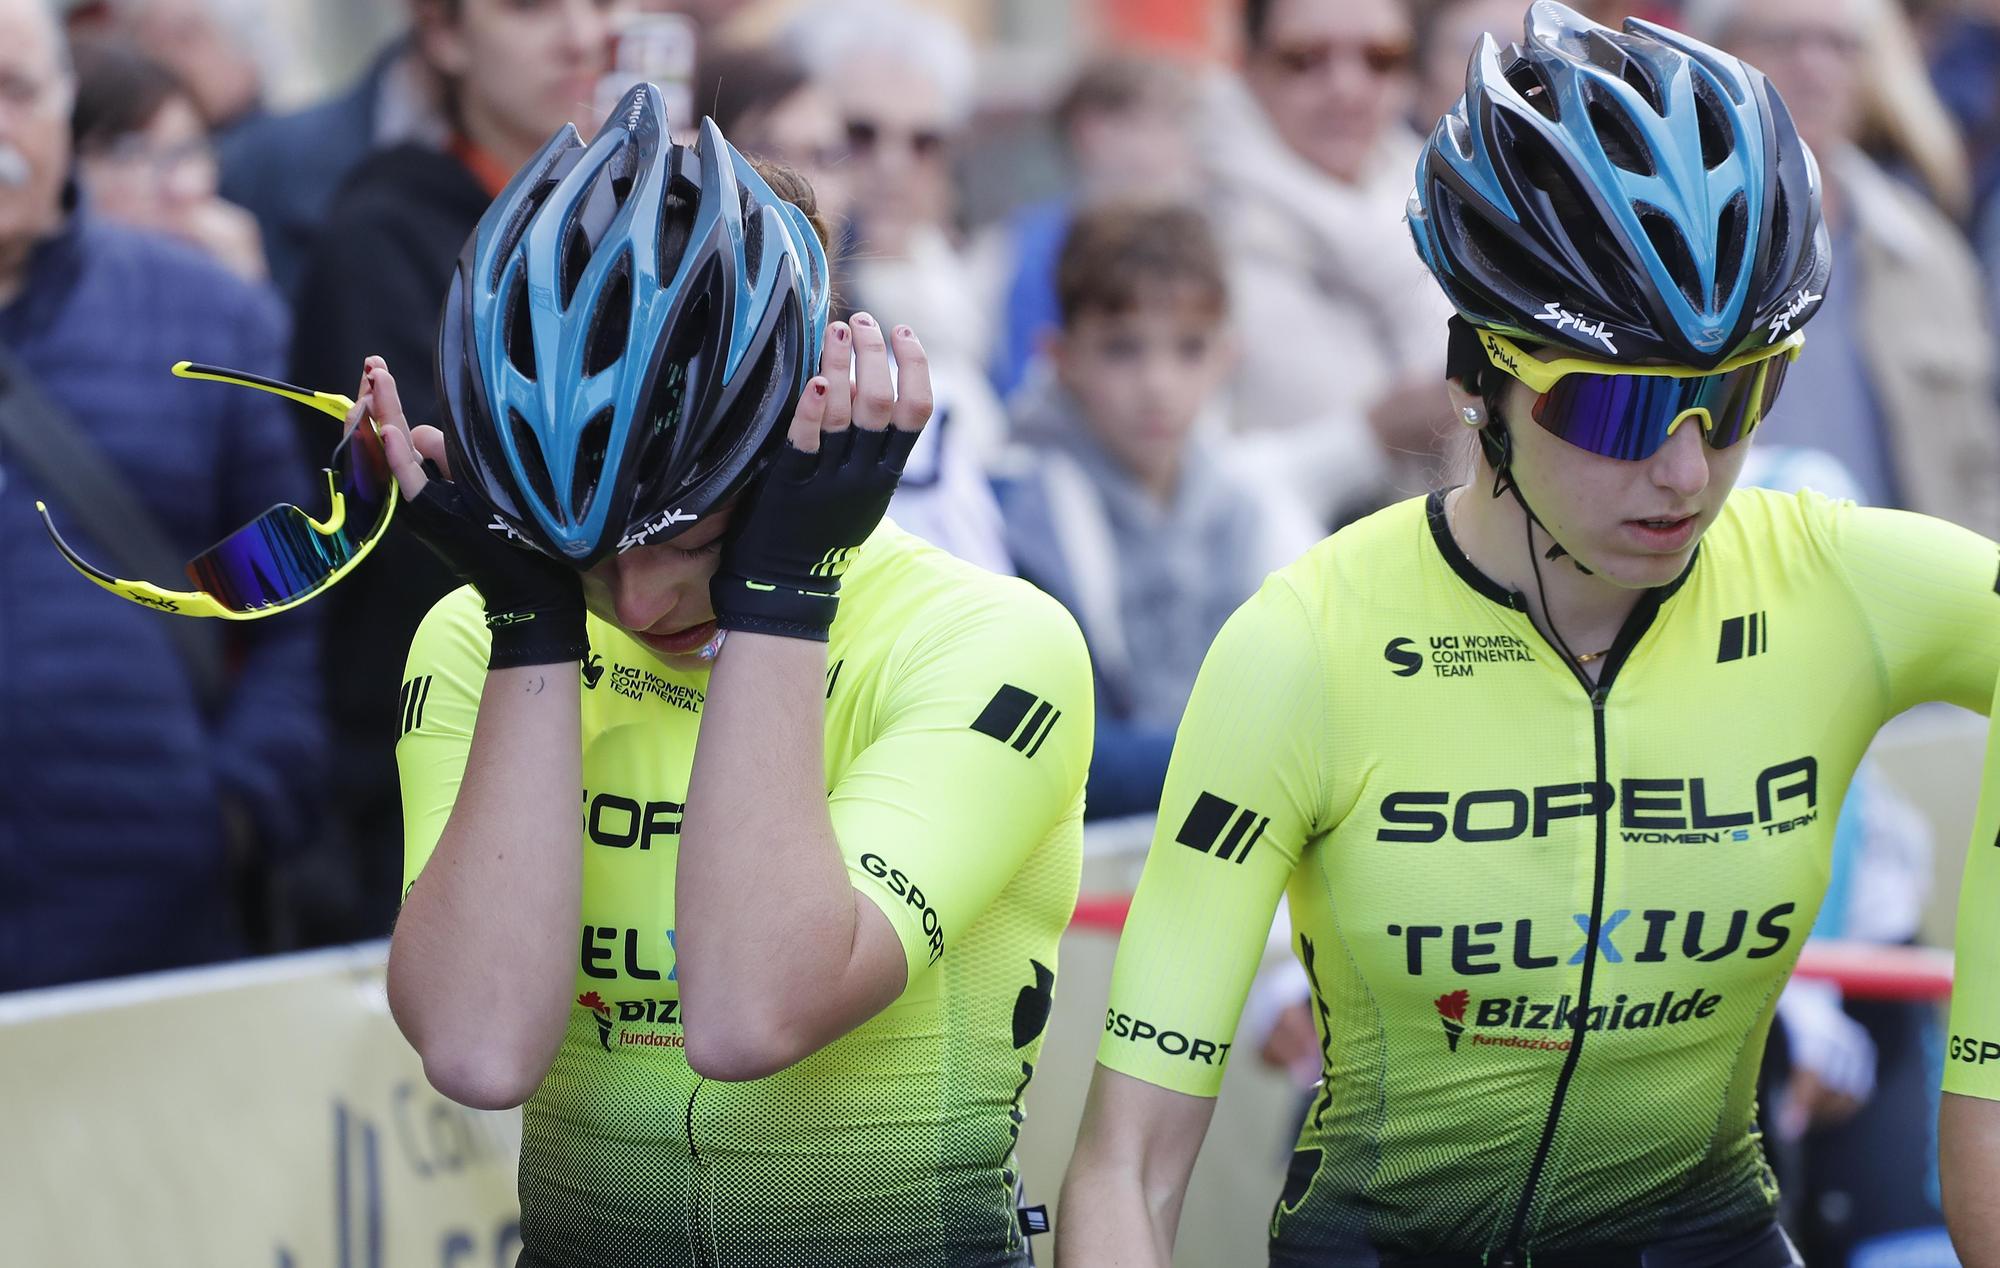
[1384, 633, 1535, 679]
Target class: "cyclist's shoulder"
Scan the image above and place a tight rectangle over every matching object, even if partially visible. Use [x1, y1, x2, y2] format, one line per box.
[1712, 483, 1965, 564]
[408, 584, 490, 666]
[1715, 481, 1841, 529]
[841, 519, 1088, 659]
[1258, 493, 1440, 625]
[1278, 491, 1427, 577]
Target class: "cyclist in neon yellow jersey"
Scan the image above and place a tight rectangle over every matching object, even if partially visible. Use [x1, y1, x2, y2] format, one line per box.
[378, 85, 1090, 1267]
[1061, 5, 2000, 1265]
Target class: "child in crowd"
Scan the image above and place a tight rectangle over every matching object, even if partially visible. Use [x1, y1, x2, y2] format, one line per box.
[995, 204, 1318, 819]
[981, 51, 1198, 401]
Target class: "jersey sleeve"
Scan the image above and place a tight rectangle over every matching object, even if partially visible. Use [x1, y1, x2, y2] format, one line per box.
[1825, 499, 2000, 715]
[831, 585, 1093, 982]
[1097, 576, 1328, 1096]
[395, 587, 491, 897]
[1947, 671, 2000, 1099]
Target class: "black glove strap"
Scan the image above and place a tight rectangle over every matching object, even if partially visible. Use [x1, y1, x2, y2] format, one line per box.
[711, 426, 919, 641]
[399, 481, 589, 669]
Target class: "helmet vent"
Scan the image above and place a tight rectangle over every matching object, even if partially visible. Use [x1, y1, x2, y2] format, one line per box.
[506, 276, 537, 380]
[1503, 55, 1561, 122]
[570, 406, 614, 520]
[1713, 193, 1748, 309]
[676, 308, 789, 495]
[1588, 97, 1655, 176]
[658, 173, 698, 286]
[1638, 207, 1704, 311]
[583, 255, 632, 378]
[1693, 75, 1735, 169]
[740, 186, 765, 283]
[560, 215, 592, 310]
[508, 407, 560, 513]
[1457, 193, 1571, 307]
[1758, 180, 1794, 293]
[491, 179, 556, 293]
[1619, 58, 1664, 116]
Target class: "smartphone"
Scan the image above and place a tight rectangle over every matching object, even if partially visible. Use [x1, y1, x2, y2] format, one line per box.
[596, 7, 699, 132]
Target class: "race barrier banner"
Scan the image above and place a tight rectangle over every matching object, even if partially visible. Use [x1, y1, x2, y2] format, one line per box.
[0, 942, 521, 1268]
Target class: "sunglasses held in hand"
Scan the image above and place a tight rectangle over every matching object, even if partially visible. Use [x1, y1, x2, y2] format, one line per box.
[38, 362, 397, 618]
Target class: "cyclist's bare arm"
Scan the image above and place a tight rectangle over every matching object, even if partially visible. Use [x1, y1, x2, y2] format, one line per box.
[1058, 1065, 1216, 1266]
[1943, 1075, 2000, 1262]
[374, 358, 584, 1110]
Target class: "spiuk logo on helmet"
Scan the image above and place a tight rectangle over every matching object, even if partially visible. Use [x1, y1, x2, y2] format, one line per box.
[1406, 1, 1832, 370]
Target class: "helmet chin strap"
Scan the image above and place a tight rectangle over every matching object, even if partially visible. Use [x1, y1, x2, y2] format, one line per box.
[1479, 412, 1600, 673]
[1479, 414, 1594, 578]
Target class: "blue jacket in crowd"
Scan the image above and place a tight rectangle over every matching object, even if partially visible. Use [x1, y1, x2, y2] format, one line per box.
[0, 197, 325, 990]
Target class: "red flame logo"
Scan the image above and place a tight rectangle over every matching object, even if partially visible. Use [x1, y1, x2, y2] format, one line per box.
[1434, 989, 1469, 1023]
[577, 991, 611, 1017]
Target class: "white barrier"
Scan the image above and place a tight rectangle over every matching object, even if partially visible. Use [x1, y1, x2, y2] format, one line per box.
[0, 943, 520, 1268]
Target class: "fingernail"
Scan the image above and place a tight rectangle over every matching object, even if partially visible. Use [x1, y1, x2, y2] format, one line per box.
[852, 312, 875, 328]
[832, 324, 849, 343]
[894, 325, 913, 339]
[812, 379, 828, 396]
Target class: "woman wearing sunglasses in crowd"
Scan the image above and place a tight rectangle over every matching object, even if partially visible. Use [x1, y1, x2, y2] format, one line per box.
[375, 84, 1089, 1267]
[1060, 5, 2000, 1266]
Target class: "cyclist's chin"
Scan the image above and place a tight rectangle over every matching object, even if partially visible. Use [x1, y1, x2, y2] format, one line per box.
[1586, 526, 1708, 589]
[632, 619, 722, 669]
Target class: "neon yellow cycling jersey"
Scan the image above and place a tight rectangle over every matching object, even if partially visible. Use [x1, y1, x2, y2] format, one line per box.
[1100, 488, 2000, 1259]
[400, 522, 1091, 1268]
[1949, 671, 2000, 1099]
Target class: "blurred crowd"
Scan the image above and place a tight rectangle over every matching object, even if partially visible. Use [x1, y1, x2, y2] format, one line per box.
[5, 0, 2000, 1257]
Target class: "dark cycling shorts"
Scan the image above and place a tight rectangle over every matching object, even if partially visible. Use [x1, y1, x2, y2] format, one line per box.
[1270, 1219, 1802, 1268]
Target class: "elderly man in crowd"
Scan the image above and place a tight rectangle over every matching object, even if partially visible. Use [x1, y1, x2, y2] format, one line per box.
[0, 0, 322, 990]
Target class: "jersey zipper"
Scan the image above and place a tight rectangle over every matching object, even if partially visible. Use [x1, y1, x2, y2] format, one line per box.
[1499, 683, 1609, 1260]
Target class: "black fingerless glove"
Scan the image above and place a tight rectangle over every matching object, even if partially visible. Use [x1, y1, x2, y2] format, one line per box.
[398, 479, 588, 669]
[711, 426, 919, 641]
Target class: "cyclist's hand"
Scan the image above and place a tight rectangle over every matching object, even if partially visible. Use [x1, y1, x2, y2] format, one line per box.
[1258, 998, 1324, 1088]
[350, 355, 451, 499]
[1780, 1067, 1867, 1137]
[1774, 982, 1875, 1139]
[354, 356, 586, 670]
[710, 311, 932, 641]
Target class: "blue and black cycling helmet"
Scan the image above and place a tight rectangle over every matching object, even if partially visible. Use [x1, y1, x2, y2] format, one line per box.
[436, 82, 830, 565]
[1408, 1, 1831, 369]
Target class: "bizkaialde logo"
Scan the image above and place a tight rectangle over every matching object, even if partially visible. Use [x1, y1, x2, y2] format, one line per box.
[1385, 633, 1534, 679]
[576, 991, 685, 1052]
[1432, 984, 1726, 1054]
[1435, 989, 1468, 1052]
[578, 991, 614, 1051]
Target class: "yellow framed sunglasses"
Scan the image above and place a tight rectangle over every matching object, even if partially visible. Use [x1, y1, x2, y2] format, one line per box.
[37, 362, 397, 619]
[1478, 328, 1805, 460]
